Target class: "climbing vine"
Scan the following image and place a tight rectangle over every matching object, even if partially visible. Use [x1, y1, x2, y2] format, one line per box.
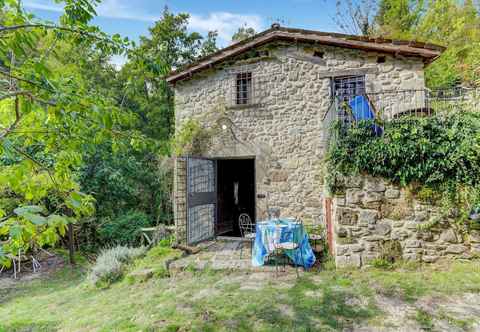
[171, 104, 234, 156]
[327, 110, 480, 232]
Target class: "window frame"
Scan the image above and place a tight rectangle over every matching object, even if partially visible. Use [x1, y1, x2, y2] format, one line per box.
[332, 75, 366, 100]
[235, 72, 253, 106]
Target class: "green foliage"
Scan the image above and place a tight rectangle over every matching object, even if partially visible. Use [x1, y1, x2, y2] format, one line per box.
[232, 25, 257, 42]
[328, 111, 480, 230]
[370, 258, 394, 269]
[99, 211, 151, 246]
[414, 309, 434, 330]
[172, 118, 213, 156]
[0, 0, 130, 267]
[375, 0, 424, 38]
[0, 4, 217, 261]
[88, 245, 146, 287]
[373, 0, 480, 88]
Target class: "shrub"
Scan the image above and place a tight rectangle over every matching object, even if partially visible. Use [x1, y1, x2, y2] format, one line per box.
[89, 245, 146, 287]
[99, 211, 151, 246]
[327, 112, 480, 231]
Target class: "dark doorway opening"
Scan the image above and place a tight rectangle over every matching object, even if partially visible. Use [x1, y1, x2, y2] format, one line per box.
[216, 158, 255, 237]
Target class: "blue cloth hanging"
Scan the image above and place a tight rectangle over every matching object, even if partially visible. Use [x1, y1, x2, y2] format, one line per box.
[348, 95, 383, 136]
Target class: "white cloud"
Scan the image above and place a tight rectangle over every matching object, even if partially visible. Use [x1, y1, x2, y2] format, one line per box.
[23, 0, 264, 44]
[23, 0, 63, 12]
[189, 12, 263, 42]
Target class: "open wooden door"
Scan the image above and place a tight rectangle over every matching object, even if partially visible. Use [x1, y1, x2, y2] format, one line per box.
[186, 157, 217, 245]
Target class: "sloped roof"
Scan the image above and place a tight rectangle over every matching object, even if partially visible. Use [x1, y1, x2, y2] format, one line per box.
[166, 25, 445, 84]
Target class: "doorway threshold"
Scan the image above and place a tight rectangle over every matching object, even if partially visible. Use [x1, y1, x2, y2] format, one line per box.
[216, 236, 250, 242]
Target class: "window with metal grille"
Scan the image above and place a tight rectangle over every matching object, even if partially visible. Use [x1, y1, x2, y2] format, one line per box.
[333, 75, 366, 100]
[236, 72, 252, 105]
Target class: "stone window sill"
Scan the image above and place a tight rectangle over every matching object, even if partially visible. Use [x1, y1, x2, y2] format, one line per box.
[227, 103, 262, 110]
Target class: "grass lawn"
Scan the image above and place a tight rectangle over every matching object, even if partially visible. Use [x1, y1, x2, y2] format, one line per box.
[1, 248, 480, 332]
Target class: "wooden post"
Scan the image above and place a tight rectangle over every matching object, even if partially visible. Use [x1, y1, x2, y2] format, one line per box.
[325, 198, 334, 255]
[68, 223, 75, 265]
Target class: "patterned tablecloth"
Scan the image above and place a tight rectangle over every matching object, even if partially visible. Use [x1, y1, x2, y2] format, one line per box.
[252, 218, 316, 268]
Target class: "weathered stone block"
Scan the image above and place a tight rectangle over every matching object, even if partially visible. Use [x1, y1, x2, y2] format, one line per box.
[422, 255, 439, 263]
[336, 226, 348, 238]
[439, 229, 457, 244]
[349, 244, 364, 252]
[363, 192, 383, 204]
[359, 210, 378, 225]
[445, 244, 467, 254]
[405, 240, 422, 248]
[365, 242, 379, 252]
[374, 223, 391, 236]
[363, 235, 384, 242]
[414, 211, 428, 222]
[336, 254, 361, 268]
[365, 177, 386, 192]
[345, 176, 363, 188]
[385, 188, 400, 199]
[391, 219, 405, 228]
[468, 232, 480, 243]
[335, 245, 349, 256]
[405, 220, 421, 230]
[471, 244, 480, 255]
[336, 208, 358, 226]
[305, 199, 321, 208]
[391, 229, 409, 240]
[346, 189, 362, 205]
[270, 170, 288, 182]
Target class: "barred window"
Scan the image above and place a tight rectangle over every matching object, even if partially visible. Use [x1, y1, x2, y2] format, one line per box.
[333, 75, 366, 100]
[236, 72, 252, 105]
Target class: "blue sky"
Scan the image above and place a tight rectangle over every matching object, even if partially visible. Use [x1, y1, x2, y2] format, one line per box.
[23, 0, 342, 65]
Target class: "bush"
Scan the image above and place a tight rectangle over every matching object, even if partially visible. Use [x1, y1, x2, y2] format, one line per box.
[99, 211, 151, 246]
[89, 246, 146, 287]
[327, 112, 480, 231]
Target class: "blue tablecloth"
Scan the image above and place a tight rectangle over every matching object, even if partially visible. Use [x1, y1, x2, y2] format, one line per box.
[252, 218, 316, 268]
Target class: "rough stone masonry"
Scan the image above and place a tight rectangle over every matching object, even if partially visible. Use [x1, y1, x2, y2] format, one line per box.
[332, 175, 480, 268]
[172, 41, 426, 244]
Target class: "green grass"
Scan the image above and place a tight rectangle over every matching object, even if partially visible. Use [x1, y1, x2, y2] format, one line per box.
[1, 251, 479, 332]
[350, 260, 480, 302]
[413, 309, 434, 331]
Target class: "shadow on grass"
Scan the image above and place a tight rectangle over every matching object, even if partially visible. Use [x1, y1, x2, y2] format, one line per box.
[0, 321, 58, 332]
[174, 272, 379, 331]
[0, 265, 85, 306]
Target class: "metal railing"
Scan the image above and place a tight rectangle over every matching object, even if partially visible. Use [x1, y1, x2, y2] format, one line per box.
[325, 88, 479, 129]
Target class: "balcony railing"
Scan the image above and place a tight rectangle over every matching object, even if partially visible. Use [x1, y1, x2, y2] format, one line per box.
[323, 88, 479, 131]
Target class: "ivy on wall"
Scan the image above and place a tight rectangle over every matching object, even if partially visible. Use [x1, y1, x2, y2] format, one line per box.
[327, 111, 480, 232]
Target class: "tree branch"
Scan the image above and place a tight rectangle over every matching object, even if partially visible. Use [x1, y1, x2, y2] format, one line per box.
[0, 97, 21, 140]
[0, 24, 97, 38]
[0, 89, 56, 105]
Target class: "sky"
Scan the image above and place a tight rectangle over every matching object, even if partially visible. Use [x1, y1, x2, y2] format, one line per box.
[23, 0, 343, 66]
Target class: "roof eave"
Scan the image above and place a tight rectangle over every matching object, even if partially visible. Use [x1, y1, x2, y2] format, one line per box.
[166, 28, 444, 84]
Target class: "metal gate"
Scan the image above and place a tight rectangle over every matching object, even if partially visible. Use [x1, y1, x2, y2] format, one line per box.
[186, 157, 216, 245]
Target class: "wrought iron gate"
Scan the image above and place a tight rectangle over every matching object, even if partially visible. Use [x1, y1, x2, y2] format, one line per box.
[186, 157, 216, 245]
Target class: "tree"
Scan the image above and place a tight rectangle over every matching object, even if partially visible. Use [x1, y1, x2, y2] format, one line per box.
[333, 0, 378, 36]
[335, 0, 480, 88]
[375, 0, 424, 39]
[76, 8, 218, 245]
[200, 31, 219, 56]
[232, 25, 256, 42]
[0, 0, 131, 268]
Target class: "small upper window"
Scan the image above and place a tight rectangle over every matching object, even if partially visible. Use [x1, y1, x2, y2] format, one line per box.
[313, 51, 324, 58]
[236, 72, 252, 105]
[377, 56, 386, 63]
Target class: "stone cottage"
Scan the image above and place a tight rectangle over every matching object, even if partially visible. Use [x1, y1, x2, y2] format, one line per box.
[167, 25, 446, 258]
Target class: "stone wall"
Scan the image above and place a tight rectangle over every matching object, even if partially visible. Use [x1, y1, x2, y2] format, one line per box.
[173, 41, 426, 243]
[332, 175, 480, 268]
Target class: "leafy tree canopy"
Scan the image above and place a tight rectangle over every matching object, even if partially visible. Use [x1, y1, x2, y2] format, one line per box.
[336, 0, 480, 88]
